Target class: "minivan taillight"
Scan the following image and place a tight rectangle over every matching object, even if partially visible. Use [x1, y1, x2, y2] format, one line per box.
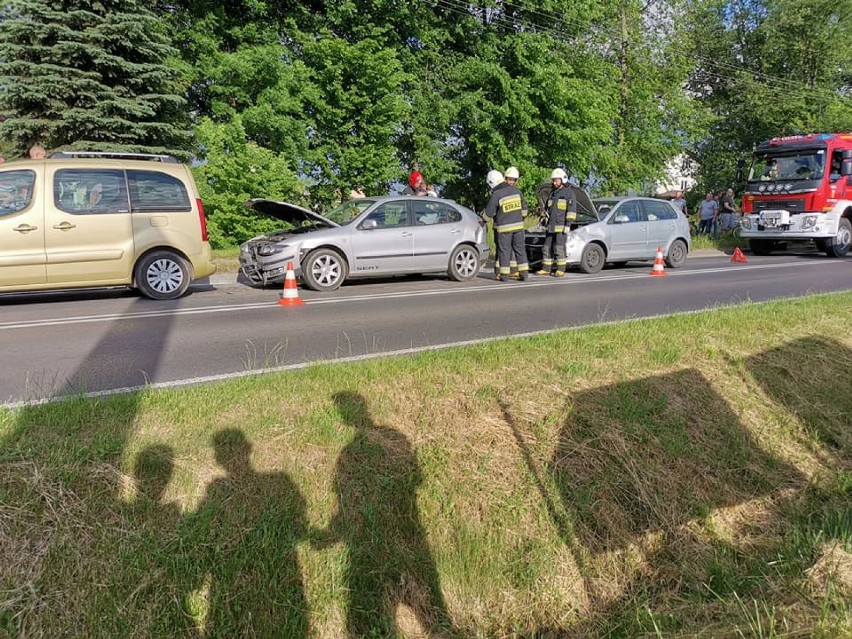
[196, 198, 209, 242]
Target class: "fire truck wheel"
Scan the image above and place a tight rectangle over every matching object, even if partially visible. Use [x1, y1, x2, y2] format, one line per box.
[824, 218, 851, 257]
[749, 239, 774, 256]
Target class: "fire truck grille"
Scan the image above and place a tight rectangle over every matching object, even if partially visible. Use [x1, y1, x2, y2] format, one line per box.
[753, 199, 806, 213]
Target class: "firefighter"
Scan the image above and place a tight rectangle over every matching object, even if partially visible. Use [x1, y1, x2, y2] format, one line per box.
[536, 168, 574, 277]
[496, 166, 523, 277]
[484, 169, 529, 282]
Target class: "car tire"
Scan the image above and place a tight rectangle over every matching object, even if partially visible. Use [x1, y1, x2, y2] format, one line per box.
[448, 244, 481, 281]
[135, 250, 191, 300]
[302, 248, 348, 291]
[824, 217, 851, 257]
[665, 239, 688, 268]
[749, 239, 774, 256]
[579, 243, 605, 274]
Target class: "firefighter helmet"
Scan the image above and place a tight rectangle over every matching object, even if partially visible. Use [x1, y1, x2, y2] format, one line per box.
[550, 168, 568, 182]
[504, 166, 520, 180]
[486, 170, 504, 189]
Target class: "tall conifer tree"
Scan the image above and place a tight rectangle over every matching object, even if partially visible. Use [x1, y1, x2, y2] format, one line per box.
[0, 0, 188, 156]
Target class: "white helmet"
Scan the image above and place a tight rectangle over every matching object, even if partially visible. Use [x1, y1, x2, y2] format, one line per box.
[550, 168, 568, 182]
[504, 166, 520, 180]
[486, 169, 504, 189]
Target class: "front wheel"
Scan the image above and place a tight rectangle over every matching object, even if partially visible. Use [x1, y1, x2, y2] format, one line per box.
[824, 218, 851, 257]
[302, 248, 348, 291]
[135, 250, 191, 300]
[579, 243, 605, 274]
[448, 244, 481, 281]
[665, 239, 688, 268]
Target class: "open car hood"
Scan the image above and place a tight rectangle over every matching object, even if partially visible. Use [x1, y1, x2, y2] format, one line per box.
[244, 198, 339, 228]
[534, 182, 598, 222]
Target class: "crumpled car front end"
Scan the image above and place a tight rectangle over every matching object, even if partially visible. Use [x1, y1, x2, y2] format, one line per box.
[240, 233, 304, 285]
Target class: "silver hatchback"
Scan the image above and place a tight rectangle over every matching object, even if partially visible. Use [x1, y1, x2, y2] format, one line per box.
[239, 196, 490, 291]
[525, 196, 691, 273]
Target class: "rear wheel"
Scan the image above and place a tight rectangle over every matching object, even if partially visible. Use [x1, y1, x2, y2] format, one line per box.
[448, 244, 481, 281]
[302, 248, 348, 291]
[665, 239, 688, 268]
[579, 243, 605, 274]
[749, 239, 774, 256]
[135, 250, 191, 300]
[824, 218, 851, 257]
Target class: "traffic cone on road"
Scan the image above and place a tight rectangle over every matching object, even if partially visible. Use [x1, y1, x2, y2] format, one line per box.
[278, 262, 305, 306]
[649, 246, 668, 277]
[731, 247, 748, 263]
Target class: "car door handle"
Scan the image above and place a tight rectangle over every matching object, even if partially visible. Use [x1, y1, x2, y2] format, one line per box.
[450, 228, 461, 234]
[52, 222, 77, 231]
[401, 232, 413, 238]
[13, 224, 38, 233]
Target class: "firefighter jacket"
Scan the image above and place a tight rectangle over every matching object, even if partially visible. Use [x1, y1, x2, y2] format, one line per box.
[544, 185, 575, 233]
[485, 182, 528, 234]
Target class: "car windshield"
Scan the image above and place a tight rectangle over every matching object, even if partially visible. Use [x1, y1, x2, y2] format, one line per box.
[749, 151, 826, 182]
[324, 199, 375, 225]
[592, 198, 619, 219]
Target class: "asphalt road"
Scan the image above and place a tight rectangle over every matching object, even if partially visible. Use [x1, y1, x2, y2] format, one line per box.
[1, 251, 850, 405]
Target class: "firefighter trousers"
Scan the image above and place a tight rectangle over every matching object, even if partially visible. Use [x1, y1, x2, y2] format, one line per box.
[497, 231, 529, 275]
[542, 232, 567, 270]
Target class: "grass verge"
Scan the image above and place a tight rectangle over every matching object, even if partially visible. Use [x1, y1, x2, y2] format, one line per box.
[1, 294, 851, 638]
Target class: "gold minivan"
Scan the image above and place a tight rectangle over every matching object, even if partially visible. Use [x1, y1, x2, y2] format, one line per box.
[0, 152, 215, 299]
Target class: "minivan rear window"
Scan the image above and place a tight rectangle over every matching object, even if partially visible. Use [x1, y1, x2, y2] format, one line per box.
[54, 169, 129, 214]
[0, 170, 36, 216]
[127, 170, 191, 212]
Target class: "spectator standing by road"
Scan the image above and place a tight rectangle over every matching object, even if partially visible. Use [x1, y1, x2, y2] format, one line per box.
[720, 188, 738, 233]
[484, 169, 529, 282]
[671, 190, 688, 218]
[697, 192, 717, 236]
[402, 171, 436, 197]
[536, 168, 574, 277]
[28, 144, 47, 159]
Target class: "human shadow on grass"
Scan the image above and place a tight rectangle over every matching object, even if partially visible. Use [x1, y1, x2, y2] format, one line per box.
[0, 300, 176, 636]
[508, 368, 806, 636]
[185, 428, 310, 638]
[744, 336, 851, 466]
[314, 391, 456, 637]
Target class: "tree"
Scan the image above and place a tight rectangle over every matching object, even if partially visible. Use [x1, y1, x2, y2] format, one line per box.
[0, 0, 189, 156]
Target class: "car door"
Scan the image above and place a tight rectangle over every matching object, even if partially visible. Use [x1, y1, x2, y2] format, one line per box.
[0, 168, 45, 287]
[642, 200, 679, 256]
[605, 200, 647, 259]
[350, 200, 414, 274]
[409, 200, 463, 271]
[45, 168, 135, 284]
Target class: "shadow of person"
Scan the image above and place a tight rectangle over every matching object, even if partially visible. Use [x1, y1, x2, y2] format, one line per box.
[319, 391, 455, 637]
[744, 336, 851, 466]
[192, 429, 309, 638]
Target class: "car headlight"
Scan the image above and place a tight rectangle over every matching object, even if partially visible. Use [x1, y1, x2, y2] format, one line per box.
[801, 215, 818, 229]
[257, 244, 285, 257]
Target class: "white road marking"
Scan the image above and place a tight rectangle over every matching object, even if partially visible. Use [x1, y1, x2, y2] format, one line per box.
[0, 259, 836, 332]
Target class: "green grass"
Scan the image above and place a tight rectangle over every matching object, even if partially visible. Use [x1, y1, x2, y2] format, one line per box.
[2, 294, 852, 637]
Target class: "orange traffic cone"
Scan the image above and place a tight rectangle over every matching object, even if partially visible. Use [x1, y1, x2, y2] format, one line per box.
[649, 246, 667, 276]
[278, 262, 305, 306]
[731, 247, 748, 263]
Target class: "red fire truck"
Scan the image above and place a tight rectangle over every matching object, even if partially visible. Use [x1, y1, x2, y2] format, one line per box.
[740, 133, 852, 256]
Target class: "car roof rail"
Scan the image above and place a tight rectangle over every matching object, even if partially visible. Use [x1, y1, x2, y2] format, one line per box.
[47, 151, 180, 163]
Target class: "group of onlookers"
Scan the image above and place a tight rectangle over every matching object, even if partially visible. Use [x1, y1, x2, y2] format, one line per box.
[670, 188, 740, 237]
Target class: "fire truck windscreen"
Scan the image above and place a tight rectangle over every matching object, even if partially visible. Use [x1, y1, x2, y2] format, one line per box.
[749, 151, 826, 183]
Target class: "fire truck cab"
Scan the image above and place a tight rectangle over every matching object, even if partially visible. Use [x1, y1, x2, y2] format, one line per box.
[740, 133, 852, 256]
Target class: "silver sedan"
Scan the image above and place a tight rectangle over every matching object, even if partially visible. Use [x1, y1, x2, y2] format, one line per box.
[239, 196, 490, 291]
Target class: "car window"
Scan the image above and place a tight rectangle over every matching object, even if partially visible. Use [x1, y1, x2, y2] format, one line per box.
[54, 169, 129, 215]
[412, 200, 461, 225]
[642, 200, 677, 221]
[610, 201, 644, 223]
[127, 170, 191, 212]
[361, 201, 410, 228]
[0, 170, 36, 217]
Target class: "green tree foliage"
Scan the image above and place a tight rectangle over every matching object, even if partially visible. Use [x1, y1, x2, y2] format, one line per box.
[684, 0, 852, 194]
[0, 0, 189, 156]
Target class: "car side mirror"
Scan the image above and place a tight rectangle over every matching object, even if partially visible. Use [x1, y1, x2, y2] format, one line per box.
[614, 215, 630, 224]
[841, 159, 852, 177]
[360, 219, 378, 230]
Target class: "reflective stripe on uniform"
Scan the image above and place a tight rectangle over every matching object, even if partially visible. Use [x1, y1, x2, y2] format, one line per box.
[495, 222, 525, 233]
[499, 194, 523, 213]
[552, 225, 565, 233]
